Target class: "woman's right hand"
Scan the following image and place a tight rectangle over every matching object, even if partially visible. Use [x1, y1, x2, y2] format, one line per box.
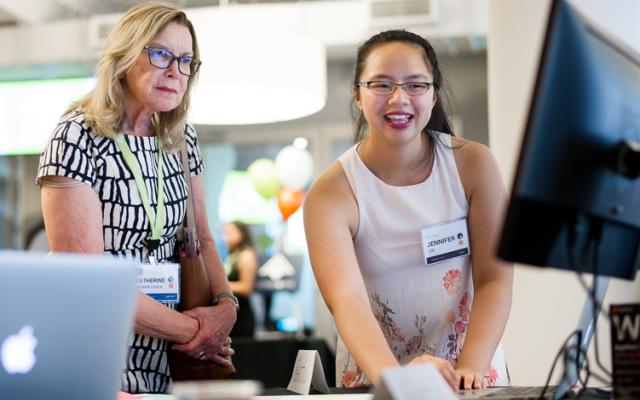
[172, 305, 236, 366]
[408, 354, 458, 391]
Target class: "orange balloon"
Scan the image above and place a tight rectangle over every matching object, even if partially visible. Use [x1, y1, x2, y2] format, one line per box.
[277, 189, 304, 221]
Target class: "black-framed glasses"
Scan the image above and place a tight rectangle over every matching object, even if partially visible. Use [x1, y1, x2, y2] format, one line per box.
[357, 81, 434, 96]
[144, 45, 202, 77]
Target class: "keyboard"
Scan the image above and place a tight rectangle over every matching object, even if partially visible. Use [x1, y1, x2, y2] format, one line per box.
[484, 386, 556, 399]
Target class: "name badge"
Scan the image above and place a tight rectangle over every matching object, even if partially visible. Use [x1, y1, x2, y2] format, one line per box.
[420, 217, 471, 266]
[137, 262, 180, 304]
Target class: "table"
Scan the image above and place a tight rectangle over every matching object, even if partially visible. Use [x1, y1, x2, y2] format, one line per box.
[231, 337, 336, 389]
[130, 388, 612, 399]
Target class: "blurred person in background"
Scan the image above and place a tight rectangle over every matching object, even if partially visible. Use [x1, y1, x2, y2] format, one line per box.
[223, 221, 258, 338]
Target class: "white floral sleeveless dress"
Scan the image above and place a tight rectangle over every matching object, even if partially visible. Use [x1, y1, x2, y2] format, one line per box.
[336, 132, 509, 388]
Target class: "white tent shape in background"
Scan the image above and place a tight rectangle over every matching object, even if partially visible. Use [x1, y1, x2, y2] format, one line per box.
[257, 253, 298, 291]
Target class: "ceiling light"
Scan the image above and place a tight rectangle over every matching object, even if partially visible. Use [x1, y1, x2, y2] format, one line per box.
[190, 26, 327, 125]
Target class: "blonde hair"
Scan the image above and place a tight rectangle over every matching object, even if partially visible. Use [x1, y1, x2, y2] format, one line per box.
[70, 1, 199, 151]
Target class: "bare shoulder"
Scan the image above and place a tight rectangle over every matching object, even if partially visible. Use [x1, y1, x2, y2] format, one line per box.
[450, 136, 503, 198]
[304, 160, 358, 235]
[306, 160, 353, 205]
[237, 248, 258, 266]
[239, 247, 258, 259]
[451, 136, 495, 167]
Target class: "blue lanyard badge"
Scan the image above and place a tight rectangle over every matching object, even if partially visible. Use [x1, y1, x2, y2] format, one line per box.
[137, 262, 181, 304]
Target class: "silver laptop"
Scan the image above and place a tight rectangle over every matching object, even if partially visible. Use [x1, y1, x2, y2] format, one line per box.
[0, 251, 138, 400]
[459, 276, 609, 400]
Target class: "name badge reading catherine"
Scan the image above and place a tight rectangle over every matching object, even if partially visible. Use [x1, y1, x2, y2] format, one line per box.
[137, 263, 180, 304]
[420, 217, 471, 266]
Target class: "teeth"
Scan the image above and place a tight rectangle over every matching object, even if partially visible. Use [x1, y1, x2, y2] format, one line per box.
[386, 114, 410, 121]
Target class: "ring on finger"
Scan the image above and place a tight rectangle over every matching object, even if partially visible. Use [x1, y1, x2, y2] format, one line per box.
[198, 350, 207, 361]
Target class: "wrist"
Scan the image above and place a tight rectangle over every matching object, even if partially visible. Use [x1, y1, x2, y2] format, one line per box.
[455, 359, 484, 373]
[218, 297, 238, 312]
[213, 291, 239, 313]
[183, 315, 200, 343]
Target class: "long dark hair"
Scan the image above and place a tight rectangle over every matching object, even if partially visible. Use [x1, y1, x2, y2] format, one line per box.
[351, 29, 455, 145]
[229, 221, 253, 252]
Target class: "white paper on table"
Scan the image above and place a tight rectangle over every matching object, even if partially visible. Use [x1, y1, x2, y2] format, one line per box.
[287, 350, 330, 395]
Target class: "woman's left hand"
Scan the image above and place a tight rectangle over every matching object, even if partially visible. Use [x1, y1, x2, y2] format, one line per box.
[454, 367, 485, 390]
[172, 304, 236, 365]
[187, 335, 234, 366]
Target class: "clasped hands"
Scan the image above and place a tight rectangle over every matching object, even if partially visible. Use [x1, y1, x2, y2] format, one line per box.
[409, 354, 486, 391]
[172, 305, 236, 366]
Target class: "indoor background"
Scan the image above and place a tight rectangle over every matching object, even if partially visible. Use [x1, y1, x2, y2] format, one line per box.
[0, 0, 638, 387]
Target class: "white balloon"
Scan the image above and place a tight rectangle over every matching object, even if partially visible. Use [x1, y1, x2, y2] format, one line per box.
[275, 145, 314, 190]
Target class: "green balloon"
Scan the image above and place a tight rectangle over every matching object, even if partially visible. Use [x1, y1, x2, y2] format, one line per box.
[247, 158, 280, 200]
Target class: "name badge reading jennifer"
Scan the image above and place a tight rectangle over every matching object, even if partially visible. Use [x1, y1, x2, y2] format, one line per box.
[421, 217, 471, 266]
[137, 263, 180, 304]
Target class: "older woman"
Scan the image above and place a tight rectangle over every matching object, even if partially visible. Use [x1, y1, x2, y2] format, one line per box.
[36, 3, 236, 393]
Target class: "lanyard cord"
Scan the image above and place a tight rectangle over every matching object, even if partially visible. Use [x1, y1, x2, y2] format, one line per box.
[114, 134, 165, 251]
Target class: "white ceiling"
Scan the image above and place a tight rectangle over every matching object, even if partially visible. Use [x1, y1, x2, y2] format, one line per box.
[0, 0, 328, 25]
[0, 0, 488, 81]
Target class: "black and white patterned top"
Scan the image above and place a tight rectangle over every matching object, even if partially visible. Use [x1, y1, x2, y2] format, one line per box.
[36, 110, 204, 393]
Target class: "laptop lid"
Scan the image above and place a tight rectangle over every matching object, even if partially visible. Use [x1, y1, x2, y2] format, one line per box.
[0, 251, 138, 400]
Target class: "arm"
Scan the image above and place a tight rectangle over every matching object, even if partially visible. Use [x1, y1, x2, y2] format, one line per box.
[452, 140, 514, 389]
[41, 178, 199, 344]
[191, 174, 235, 308]
[304, 163, 456, 387]
[229, 248, 258, 297]
[171, 174, 236, 365]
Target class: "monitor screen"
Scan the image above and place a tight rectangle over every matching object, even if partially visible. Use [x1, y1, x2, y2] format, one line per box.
[497, 0, 640, 279]
[0, 77, 95, 156]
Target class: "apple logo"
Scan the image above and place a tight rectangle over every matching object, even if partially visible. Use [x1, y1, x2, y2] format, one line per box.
[1, 325, 38, 375]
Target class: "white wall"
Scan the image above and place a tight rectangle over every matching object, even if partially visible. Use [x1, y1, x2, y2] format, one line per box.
[488, 0, 640, 386]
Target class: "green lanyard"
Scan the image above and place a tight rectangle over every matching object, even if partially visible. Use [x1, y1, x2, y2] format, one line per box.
[114, 134, 165, 252]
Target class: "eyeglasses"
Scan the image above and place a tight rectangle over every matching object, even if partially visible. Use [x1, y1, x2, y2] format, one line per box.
[357, 81, 434, 96]
[144, 45, 202, 77]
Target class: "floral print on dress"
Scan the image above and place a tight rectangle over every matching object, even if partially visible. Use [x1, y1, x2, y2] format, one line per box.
[338, 283, 507, 388]
[445, 290, 471, 363]
[371, 293, 406, 342]
[402, 315, 428, 357]
[340, 359, 366, 388]
[458, 291, 471, 322]
[484, 365, 498, 387]
[443, 269, 463, 295]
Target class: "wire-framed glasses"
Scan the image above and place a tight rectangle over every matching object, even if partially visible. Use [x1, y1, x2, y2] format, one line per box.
[357, 81, 434, 96]
[144, 45, 202, 77]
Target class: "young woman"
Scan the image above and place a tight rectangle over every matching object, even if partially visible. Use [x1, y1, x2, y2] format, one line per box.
[223, 221, 259, 337]
[304, 30, 513, 391]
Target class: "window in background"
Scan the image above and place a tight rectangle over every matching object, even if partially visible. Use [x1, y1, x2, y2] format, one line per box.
[218, 170, 274, 225]
[0, 157, 21, 249]
[0, 157, 10, 247]
[0, 77, 95, 156]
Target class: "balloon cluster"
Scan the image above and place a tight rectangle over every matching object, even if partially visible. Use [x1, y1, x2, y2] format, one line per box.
[247, 145, 313, 221]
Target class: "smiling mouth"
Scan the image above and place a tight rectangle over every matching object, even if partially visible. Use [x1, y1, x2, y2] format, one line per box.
[385, 114, 414, 123]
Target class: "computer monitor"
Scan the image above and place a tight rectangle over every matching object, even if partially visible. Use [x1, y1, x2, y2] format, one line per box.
[498, 0, 640, 280]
